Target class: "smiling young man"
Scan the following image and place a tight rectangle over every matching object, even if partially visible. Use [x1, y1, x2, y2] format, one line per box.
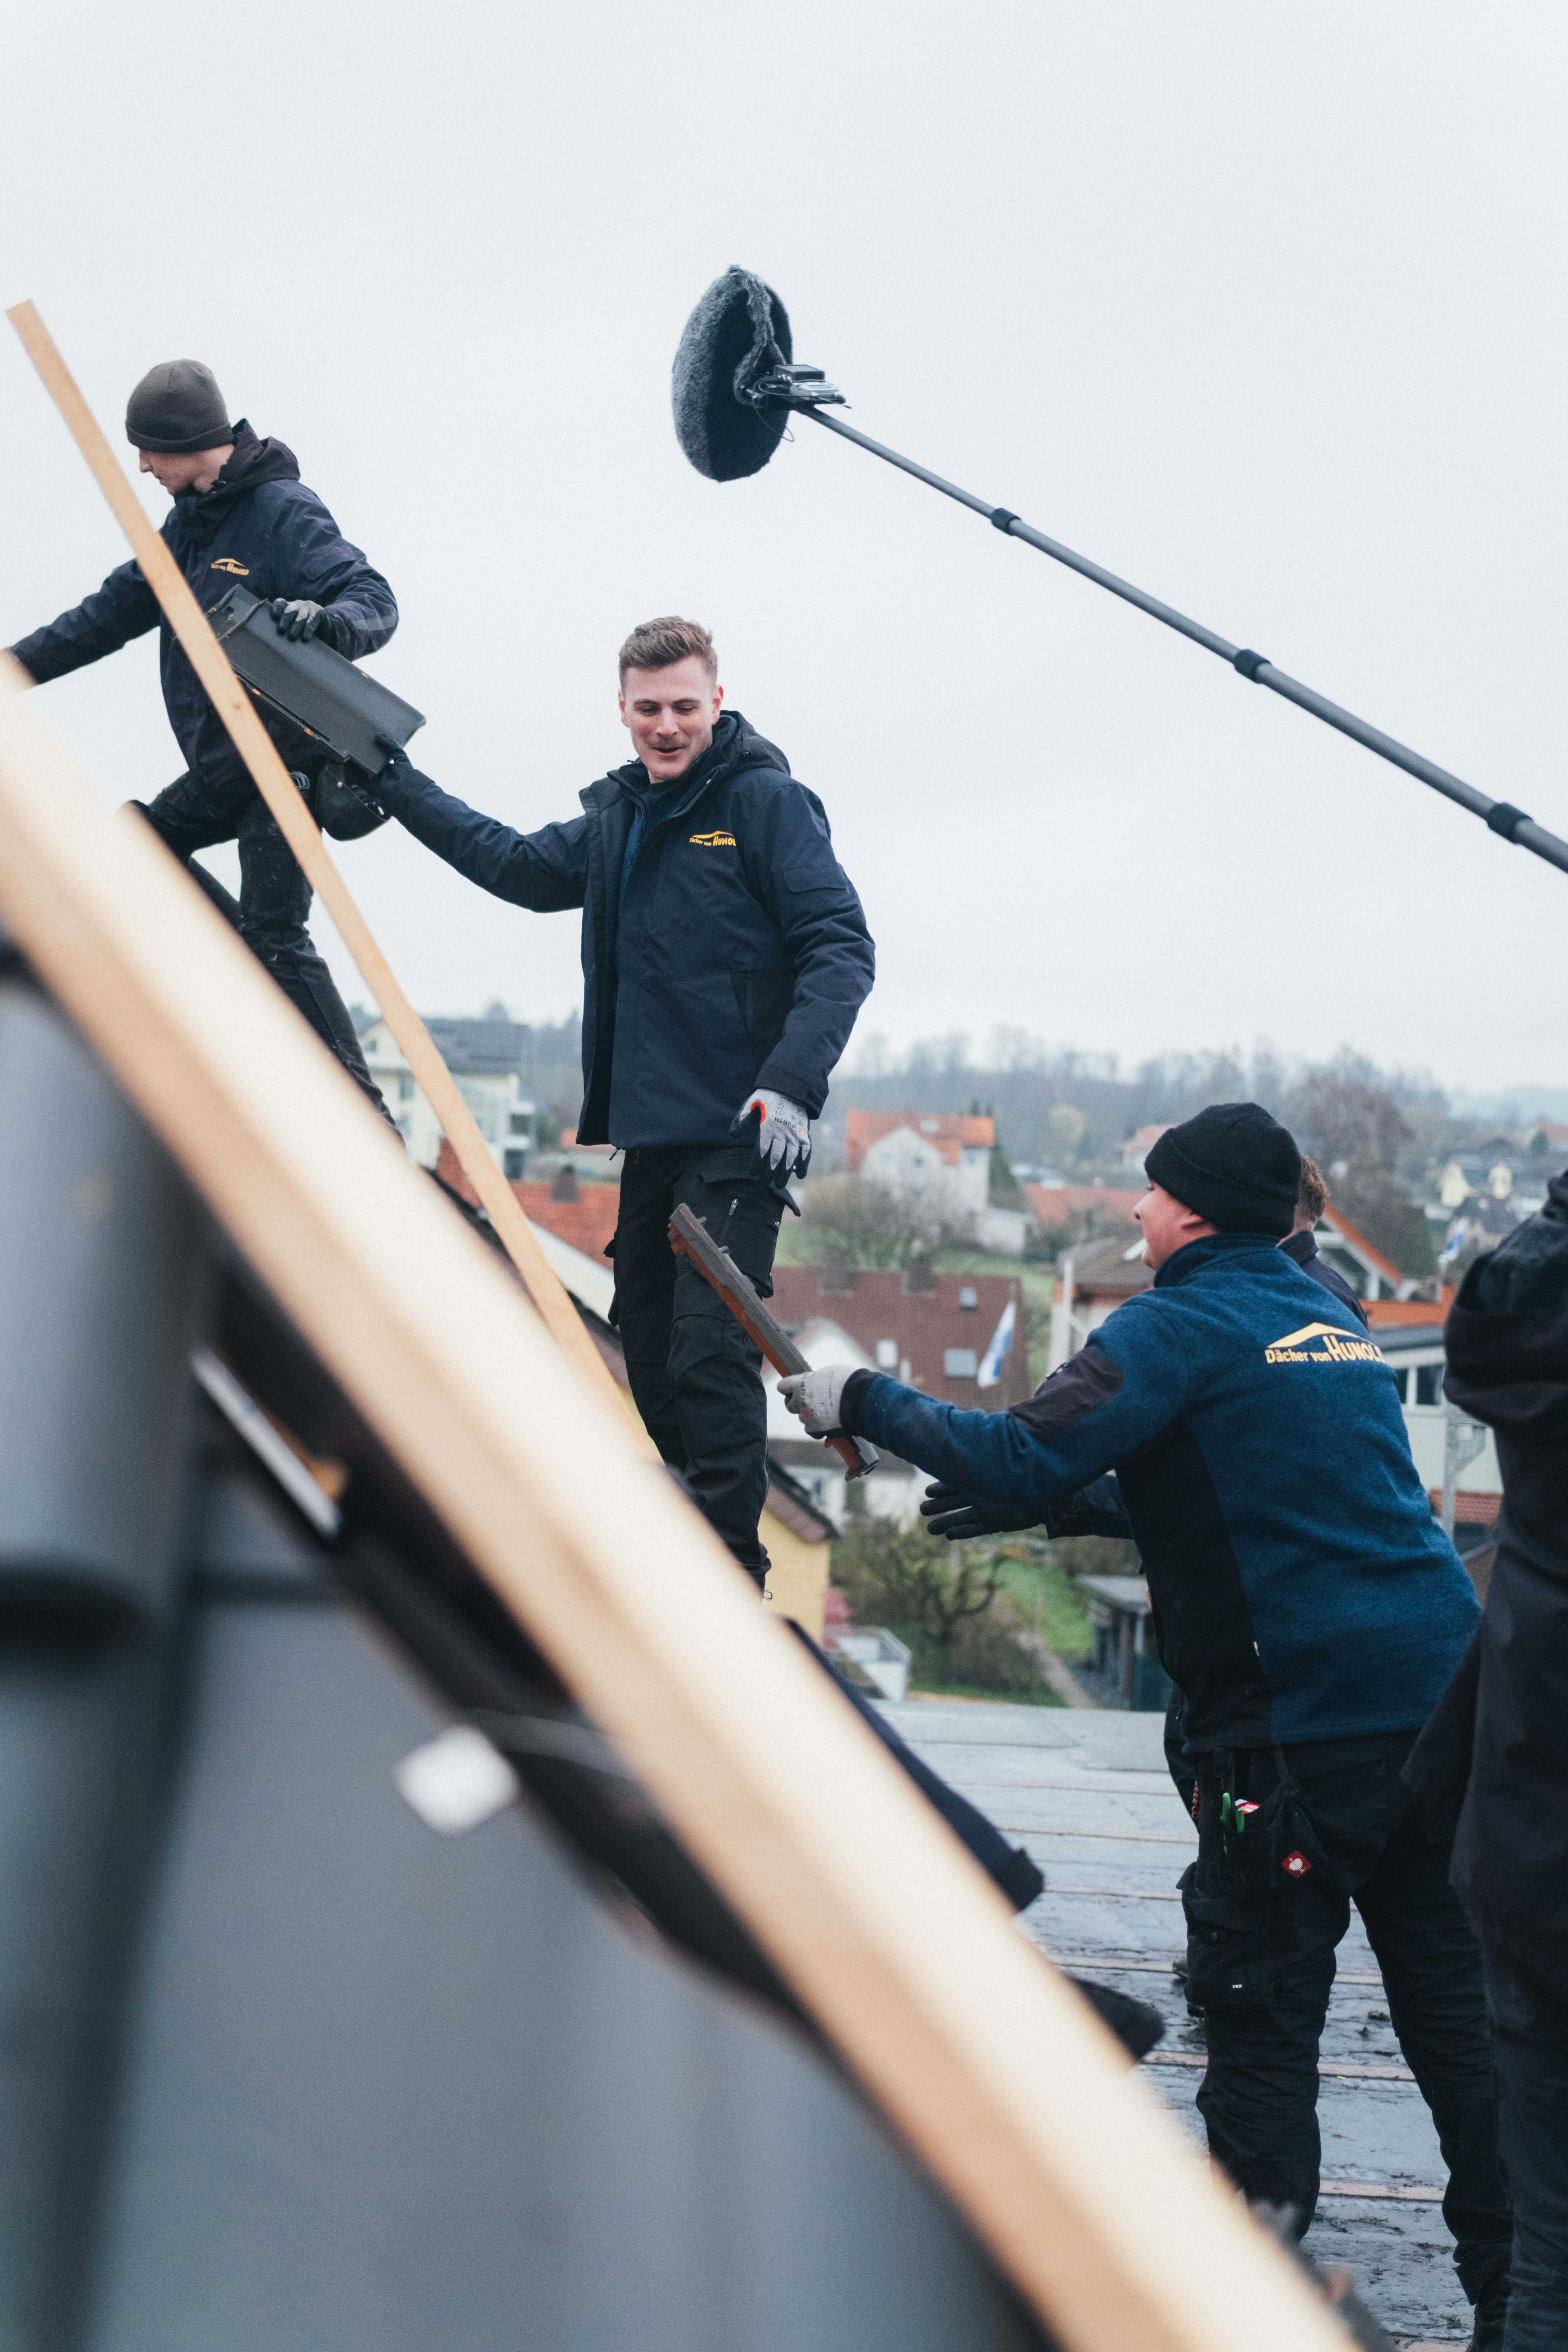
[7, 358, 397, 1110]
[374, 614, 874, 1586]
[782, 1101, 1512, 2340]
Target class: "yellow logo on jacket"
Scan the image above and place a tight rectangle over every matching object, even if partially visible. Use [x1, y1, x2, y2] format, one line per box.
[210, 557, 250, 575]
[1265, 1321, 1381, 1366]
[689, 829, 737, 847]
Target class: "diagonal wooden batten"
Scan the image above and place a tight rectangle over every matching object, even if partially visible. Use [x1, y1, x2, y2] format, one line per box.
[4, 297, 629, 1427]
[0, 660, 1345, 2352]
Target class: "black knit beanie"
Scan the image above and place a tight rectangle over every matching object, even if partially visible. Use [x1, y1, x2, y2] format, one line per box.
[125, 360, 232, 454]
[1144, 1103, 1302, 1238]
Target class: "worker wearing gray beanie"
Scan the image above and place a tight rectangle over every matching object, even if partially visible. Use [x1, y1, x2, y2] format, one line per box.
[124, 359, 233, 454]
[8, 355, 398, 1118]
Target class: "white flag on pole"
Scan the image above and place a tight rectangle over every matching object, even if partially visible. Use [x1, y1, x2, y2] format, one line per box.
[977, 1297, 1016, 1389]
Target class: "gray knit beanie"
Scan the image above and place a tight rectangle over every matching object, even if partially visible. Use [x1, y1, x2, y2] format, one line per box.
[125, 360, 232, 454]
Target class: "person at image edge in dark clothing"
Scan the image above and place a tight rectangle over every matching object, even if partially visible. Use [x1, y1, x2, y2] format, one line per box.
[1406, 1164, 1568, 2352]
[782, 1102, 1513, 2345]
[1279, 1151, 1370, 1328]
[373, 615, 874, 1585]
[7, 358, 396, 1112]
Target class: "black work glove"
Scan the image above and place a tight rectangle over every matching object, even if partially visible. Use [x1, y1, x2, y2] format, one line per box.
[919, 1482, 1040, 1543]
[1043, 1473, 1132, 1541]
[270, 596, 328, 643]
[372, 733, 427, 810]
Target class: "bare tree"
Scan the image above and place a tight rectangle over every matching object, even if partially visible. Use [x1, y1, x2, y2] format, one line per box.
[801, 1176, 946, 1269]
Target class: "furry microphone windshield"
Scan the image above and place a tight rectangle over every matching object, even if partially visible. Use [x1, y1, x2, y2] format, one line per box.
[671, 266, 793, 482]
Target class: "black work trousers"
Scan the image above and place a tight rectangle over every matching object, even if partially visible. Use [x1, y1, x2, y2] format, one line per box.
[610, 1143, 786, 1583]
[1482, 1937, 1568, 2351]
[138, 771, 386, 1116]
[1182, 1733, 1512, 2305]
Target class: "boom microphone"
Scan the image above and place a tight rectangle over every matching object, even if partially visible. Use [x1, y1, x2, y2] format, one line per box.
[670, 267, 1568, 882]
[671, 265, 798, 482]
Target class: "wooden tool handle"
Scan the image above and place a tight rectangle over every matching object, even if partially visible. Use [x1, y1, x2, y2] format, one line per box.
[668, 1206, 877, 1480]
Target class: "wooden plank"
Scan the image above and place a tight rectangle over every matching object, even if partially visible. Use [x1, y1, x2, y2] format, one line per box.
[3, 299, 629, 1428]
[0, 663, 1348, 2352]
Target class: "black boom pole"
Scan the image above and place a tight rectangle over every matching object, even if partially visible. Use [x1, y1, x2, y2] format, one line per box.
[797, 403, 1568, 880]
[668, 266, 1568, 882]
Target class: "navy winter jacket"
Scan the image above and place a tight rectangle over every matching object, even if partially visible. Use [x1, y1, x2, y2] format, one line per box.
[378, 710, 874, 1149]
[11, 422, 397, 796]
[842, 1232, 1479, 1749]
[1278, 1227, 1369, 1327]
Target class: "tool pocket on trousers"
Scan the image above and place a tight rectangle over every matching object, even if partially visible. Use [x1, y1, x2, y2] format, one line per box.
[1210, 1748, 1333, 1901]
[1180, 1866, 1275, 2009]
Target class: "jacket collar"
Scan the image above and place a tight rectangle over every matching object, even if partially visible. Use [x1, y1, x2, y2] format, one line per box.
[1154, 1230, 1293, 1288]
[582, 707, 788, 822]
[169, 420, 301, 547]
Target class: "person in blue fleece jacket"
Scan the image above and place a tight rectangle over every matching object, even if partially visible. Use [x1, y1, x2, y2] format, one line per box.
[783, 1103, 1511, 2337]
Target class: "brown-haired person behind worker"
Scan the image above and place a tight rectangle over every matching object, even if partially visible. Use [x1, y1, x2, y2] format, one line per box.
[372, 617, 874, 1587]
[1278, 1153, 1370, 1328]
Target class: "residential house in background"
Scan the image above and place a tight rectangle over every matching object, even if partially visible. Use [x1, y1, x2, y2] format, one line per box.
[1436, 1140, 1538, 1214]
[1117, 1124, 1171, 1182]
[358, 1004, 536, 1175]
[845, 1110, 1030, 1253]
[1024, 1180, 1145, 1240]
[772, 1261, 1029, 1404]
[1048, 1231, 1152, 1370]
[434, 1142, 620, 1262]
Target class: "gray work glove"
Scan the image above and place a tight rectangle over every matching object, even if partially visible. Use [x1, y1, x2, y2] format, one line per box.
[732, 1086, 811, 1179]
[270, 596, 328, 643]
[779, 1364, 851, 1436]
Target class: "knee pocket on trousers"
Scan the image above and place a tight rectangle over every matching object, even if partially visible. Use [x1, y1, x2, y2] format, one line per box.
[1181, 1867, 1276, 2009]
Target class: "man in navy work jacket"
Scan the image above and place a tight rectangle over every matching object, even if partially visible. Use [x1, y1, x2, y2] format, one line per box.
[8, 358, 395, 1111]
[783, 1103, 1513, 2341]
[374, 614, 874, 1587]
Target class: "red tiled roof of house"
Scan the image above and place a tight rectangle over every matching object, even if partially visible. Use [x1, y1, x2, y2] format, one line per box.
[845, 1109, 994, 1173]
[1366, 1292, 1456, 1331]
[1321, 1208, 1406, 1289]
[1024, 1182, 1144, 1230]
[1427, 1490, 1501, 1525]
[435, 1139, 622, 1263]
[769, 1265, 1030, 1407]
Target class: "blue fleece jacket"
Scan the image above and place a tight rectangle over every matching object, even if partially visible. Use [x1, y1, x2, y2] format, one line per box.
[842, 1233, 1478, 1749]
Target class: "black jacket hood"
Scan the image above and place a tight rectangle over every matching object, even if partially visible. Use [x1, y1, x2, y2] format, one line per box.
[172, 420, 301, 546]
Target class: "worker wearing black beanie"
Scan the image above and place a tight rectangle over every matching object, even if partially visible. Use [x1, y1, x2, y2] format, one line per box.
[1144, 1102, 1301, 1237]
[784, 1094, 1511, 2315]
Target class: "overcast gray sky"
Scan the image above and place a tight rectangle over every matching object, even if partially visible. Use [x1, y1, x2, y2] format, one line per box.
[3, 1, 1563, 1098]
